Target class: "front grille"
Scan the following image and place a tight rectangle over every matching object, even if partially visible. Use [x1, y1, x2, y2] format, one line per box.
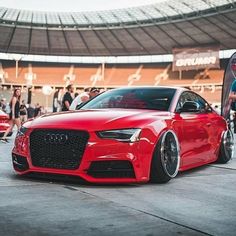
[30, 129, 89, 170]
[87, 161, 135, 178]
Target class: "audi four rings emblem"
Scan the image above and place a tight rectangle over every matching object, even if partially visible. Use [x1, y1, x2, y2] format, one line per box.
[44, 133, 69, 144]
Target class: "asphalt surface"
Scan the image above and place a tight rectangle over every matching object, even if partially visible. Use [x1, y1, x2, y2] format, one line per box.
[0, 133, 236, 236]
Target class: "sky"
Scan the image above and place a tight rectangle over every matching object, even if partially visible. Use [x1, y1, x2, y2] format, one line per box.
[0, 0, 164, 12]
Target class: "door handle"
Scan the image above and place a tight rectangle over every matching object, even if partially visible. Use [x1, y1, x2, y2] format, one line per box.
[206, 123, 211, 127]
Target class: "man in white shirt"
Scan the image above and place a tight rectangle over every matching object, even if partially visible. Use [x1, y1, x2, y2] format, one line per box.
[70, 88, 90, 110]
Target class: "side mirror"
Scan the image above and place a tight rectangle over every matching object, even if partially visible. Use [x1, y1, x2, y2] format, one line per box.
[179, 101, 201, 113]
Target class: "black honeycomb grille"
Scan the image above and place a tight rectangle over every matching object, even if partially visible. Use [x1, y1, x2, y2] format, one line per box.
[30, 129, 89, 170]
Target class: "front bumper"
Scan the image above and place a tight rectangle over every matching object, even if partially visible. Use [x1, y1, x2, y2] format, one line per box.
[12, 129, 153, 184]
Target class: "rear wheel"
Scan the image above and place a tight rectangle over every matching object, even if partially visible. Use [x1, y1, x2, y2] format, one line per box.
[217, 130, 234, 164]
[150, 130, 180, 183]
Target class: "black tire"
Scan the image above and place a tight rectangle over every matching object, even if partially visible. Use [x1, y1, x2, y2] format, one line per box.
[150, 130, 180, 183]
[217, 130, 234, 164]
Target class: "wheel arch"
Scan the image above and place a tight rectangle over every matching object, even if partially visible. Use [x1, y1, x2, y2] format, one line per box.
[148, 128, 181, 181]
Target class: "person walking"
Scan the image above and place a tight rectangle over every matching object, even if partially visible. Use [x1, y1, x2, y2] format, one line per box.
[0, 88, 21, 143]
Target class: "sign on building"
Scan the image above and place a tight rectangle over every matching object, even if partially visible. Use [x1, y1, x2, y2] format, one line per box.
[172, 46, 220, 71]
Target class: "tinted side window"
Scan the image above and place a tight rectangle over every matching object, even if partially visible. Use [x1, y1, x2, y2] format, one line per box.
[193, 94, 209, 111]
[176, 92, 191, 111]
[176, 91, 212, 113]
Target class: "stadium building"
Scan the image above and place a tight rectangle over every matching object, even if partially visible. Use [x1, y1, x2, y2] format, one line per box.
[0, 0, 235, 108]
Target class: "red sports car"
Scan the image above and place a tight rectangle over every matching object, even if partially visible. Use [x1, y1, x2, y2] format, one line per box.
[12, 87, 234, 183]
[0, 110, 11, 137]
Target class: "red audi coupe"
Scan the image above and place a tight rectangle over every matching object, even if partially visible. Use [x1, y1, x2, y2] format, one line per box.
[12, 87, 234, 183]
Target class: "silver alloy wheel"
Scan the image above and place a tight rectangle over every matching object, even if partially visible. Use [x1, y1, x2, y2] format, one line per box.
[160, 130, 180, 178]
[222, 130, 234, 160]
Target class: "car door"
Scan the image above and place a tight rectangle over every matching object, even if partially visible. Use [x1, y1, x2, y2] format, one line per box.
[174, 91, 212, 169]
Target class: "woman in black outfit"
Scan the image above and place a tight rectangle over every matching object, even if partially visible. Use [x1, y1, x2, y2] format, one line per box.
[1, 89, 21, 143]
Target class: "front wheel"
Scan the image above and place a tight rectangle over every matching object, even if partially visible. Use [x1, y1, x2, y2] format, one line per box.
[150, 130, 180, 183]
[217, 130, 234, 164]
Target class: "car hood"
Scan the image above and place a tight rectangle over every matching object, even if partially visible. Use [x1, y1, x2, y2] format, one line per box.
[27, 109, 170, 131]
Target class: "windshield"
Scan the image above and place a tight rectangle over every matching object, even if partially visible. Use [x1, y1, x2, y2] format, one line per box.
[80, 88, 176, 111]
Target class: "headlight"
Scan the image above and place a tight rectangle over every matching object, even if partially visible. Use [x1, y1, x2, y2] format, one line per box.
[16, 126, 28, 137]
[97, 128, 141, 142]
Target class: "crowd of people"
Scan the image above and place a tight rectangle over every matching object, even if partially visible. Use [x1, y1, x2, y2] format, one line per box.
[53, 85, 100, 112]
[0, 85, 100, 143]
[1, 97, 44, 121]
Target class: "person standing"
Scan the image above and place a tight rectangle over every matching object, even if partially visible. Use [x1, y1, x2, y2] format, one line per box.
[233, 112, 236, 134]
[34, 103, 42, 118]
[213, 105, 221, 115]
[19, 100, 27, 123]
[70, 87, 90, 110]
[0, 98, 6, 113]
[27, 104, 35, 119]
[229, 78, 236, 110]
[0, 89, 21, 143]
[52, 89, 62, 112]
[89, 87, 100, 99]
[61, 84, 74, 111]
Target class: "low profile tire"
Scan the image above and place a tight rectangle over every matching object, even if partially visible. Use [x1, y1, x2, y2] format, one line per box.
[217, 130, 234, 164]
[150, 130, 180, 183]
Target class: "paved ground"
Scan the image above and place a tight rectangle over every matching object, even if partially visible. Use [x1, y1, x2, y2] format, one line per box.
[0, 134, 236, 236]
